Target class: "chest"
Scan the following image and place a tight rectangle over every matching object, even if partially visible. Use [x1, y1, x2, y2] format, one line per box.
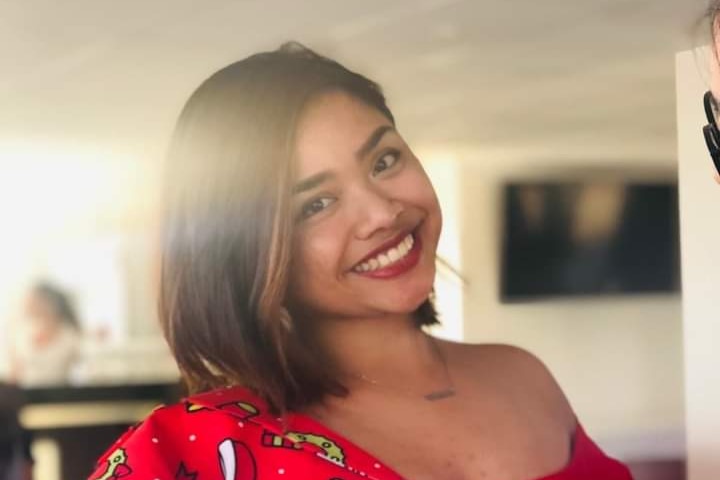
[318, 398, 571, 480]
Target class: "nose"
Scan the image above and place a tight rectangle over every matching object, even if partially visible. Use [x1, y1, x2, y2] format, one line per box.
[350, 183, 403, 240]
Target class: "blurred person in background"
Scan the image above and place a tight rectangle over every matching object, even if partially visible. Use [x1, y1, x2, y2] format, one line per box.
[9, 282, 81, 387]
[0, 384, 33, 480]
[703, 0, 720, 181]
[89, 44, 632, 480]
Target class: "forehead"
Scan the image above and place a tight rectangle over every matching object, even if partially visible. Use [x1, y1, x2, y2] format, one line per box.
[293, 91, 392, 174]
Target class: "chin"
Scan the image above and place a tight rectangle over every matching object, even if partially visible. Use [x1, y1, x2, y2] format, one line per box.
[391, 279, 435, 314]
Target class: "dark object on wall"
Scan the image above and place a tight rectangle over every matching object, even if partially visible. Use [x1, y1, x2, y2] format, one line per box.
[501, 182, 680, 301]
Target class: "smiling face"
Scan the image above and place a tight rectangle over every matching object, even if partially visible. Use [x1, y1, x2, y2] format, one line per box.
[712, 29, 720, 100]
[287, 91, 442, 323]
[708, 9, 720, 97]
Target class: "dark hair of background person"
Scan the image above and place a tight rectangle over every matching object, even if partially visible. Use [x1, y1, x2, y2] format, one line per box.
[159, 42, 439, 414]
[32, 282, 80, 331]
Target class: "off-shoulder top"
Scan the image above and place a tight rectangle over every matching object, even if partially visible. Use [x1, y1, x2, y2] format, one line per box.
[88, 386, 633, 480]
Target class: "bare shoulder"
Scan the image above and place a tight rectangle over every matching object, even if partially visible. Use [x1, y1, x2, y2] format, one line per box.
[471, 344, 558, 380]
[441, 341, 576, 432]
[441, 339, 555, 373]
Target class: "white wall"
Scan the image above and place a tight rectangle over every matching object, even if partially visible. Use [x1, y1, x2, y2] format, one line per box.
[424, 159, 464, 342]
[419, 147, 685, 459]
[676, 48, 720, 480]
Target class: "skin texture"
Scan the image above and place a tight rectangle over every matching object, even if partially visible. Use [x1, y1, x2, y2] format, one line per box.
[287, 91, 576, 480]
[710, 23, 720, 183]
[711, 21, 720, 101]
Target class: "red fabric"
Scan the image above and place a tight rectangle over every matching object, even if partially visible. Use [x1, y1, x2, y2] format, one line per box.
[88, 386, 632, 480]
[535, 424, 632, 480]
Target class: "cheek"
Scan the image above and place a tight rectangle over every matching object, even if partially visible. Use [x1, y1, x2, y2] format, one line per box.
[399, 166, 442, 220]
[289, 227, 346, 296]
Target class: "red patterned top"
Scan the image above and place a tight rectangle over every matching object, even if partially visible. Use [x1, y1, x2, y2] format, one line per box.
[88, 386, 633, 480]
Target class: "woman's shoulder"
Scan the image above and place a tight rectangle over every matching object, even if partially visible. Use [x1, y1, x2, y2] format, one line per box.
[88, 386, 400, 480]
[456, 342, 557, 376]
[443, 341, 576, 431]
[87, 387, 276, 480]
[442, 339, 555, 374]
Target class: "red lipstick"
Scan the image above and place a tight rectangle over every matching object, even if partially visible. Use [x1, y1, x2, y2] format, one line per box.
[353, 232, 422, 279]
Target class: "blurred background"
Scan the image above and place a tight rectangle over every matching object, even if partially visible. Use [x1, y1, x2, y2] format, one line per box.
[0, 1, 717, 479]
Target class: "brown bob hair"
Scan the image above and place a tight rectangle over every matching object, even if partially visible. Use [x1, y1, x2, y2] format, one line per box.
[159, 43, 439, 413]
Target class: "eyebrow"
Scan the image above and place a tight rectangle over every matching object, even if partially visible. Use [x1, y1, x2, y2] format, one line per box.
[292, 125, 396, 195]
[355, 125, 395, 160]
[293, 171, 333, 194]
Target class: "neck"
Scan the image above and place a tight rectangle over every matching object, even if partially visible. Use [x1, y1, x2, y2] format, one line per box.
[312, 312, 447, 392]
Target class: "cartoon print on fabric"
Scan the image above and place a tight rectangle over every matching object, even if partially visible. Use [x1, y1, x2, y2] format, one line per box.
[92, 448, 132, 480]
[218, 401, 260, 420]
[261, 430, 346, 466]
[185, 402, 210, 413]
[218, 438, 258, 480]
[175, 462, 199, 480]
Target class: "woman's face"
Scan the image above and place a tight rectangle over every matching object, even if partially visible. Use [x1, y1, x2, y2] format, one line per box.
[25, 292, 58, 325]
[287, 91, 442, 322]
[711, 31, 720, 99]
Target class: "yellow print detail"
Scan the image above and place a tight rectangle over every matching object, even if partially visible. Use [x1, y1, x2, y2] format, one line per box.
[286, 432, 345, 465]
[94, 448, 131, 480]
[235, 402, 258, 415]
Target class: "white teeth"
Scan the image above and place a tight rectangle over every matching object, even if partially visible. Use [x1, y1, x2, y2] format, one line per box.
[353, 233, 416, 273]
[378, 253, 390, 267]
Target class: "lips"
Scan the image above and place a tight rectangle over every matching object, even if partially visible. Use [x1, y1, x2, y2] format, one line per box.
[355, 231, 414, 266]
[351, 229, 422, 279]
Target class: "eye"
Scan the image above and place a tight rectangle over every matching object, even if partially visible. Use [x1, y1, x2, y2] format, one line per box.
[372, 150, 400, 176]
[300, 197, 335, 219]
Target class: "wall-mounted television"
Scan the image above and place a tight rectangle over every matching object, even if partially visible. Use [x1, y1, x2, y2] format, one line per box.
[500, 182, 680, 302]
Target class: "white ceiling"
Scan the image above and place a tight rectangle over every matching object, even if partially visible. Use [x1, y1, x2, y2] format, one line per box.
[0, 0, 711, 168]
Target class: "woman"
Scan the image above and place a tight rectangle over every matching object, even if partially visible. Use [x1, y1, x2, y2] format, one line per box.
[89, 44, 631, 480]
[10, 282, 80, 387]
[704, 0, 720, 181]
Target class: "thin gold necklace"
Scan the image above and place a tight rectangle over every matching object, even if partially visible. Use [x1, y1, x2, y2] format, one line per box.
[353, 336, 456, 402]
